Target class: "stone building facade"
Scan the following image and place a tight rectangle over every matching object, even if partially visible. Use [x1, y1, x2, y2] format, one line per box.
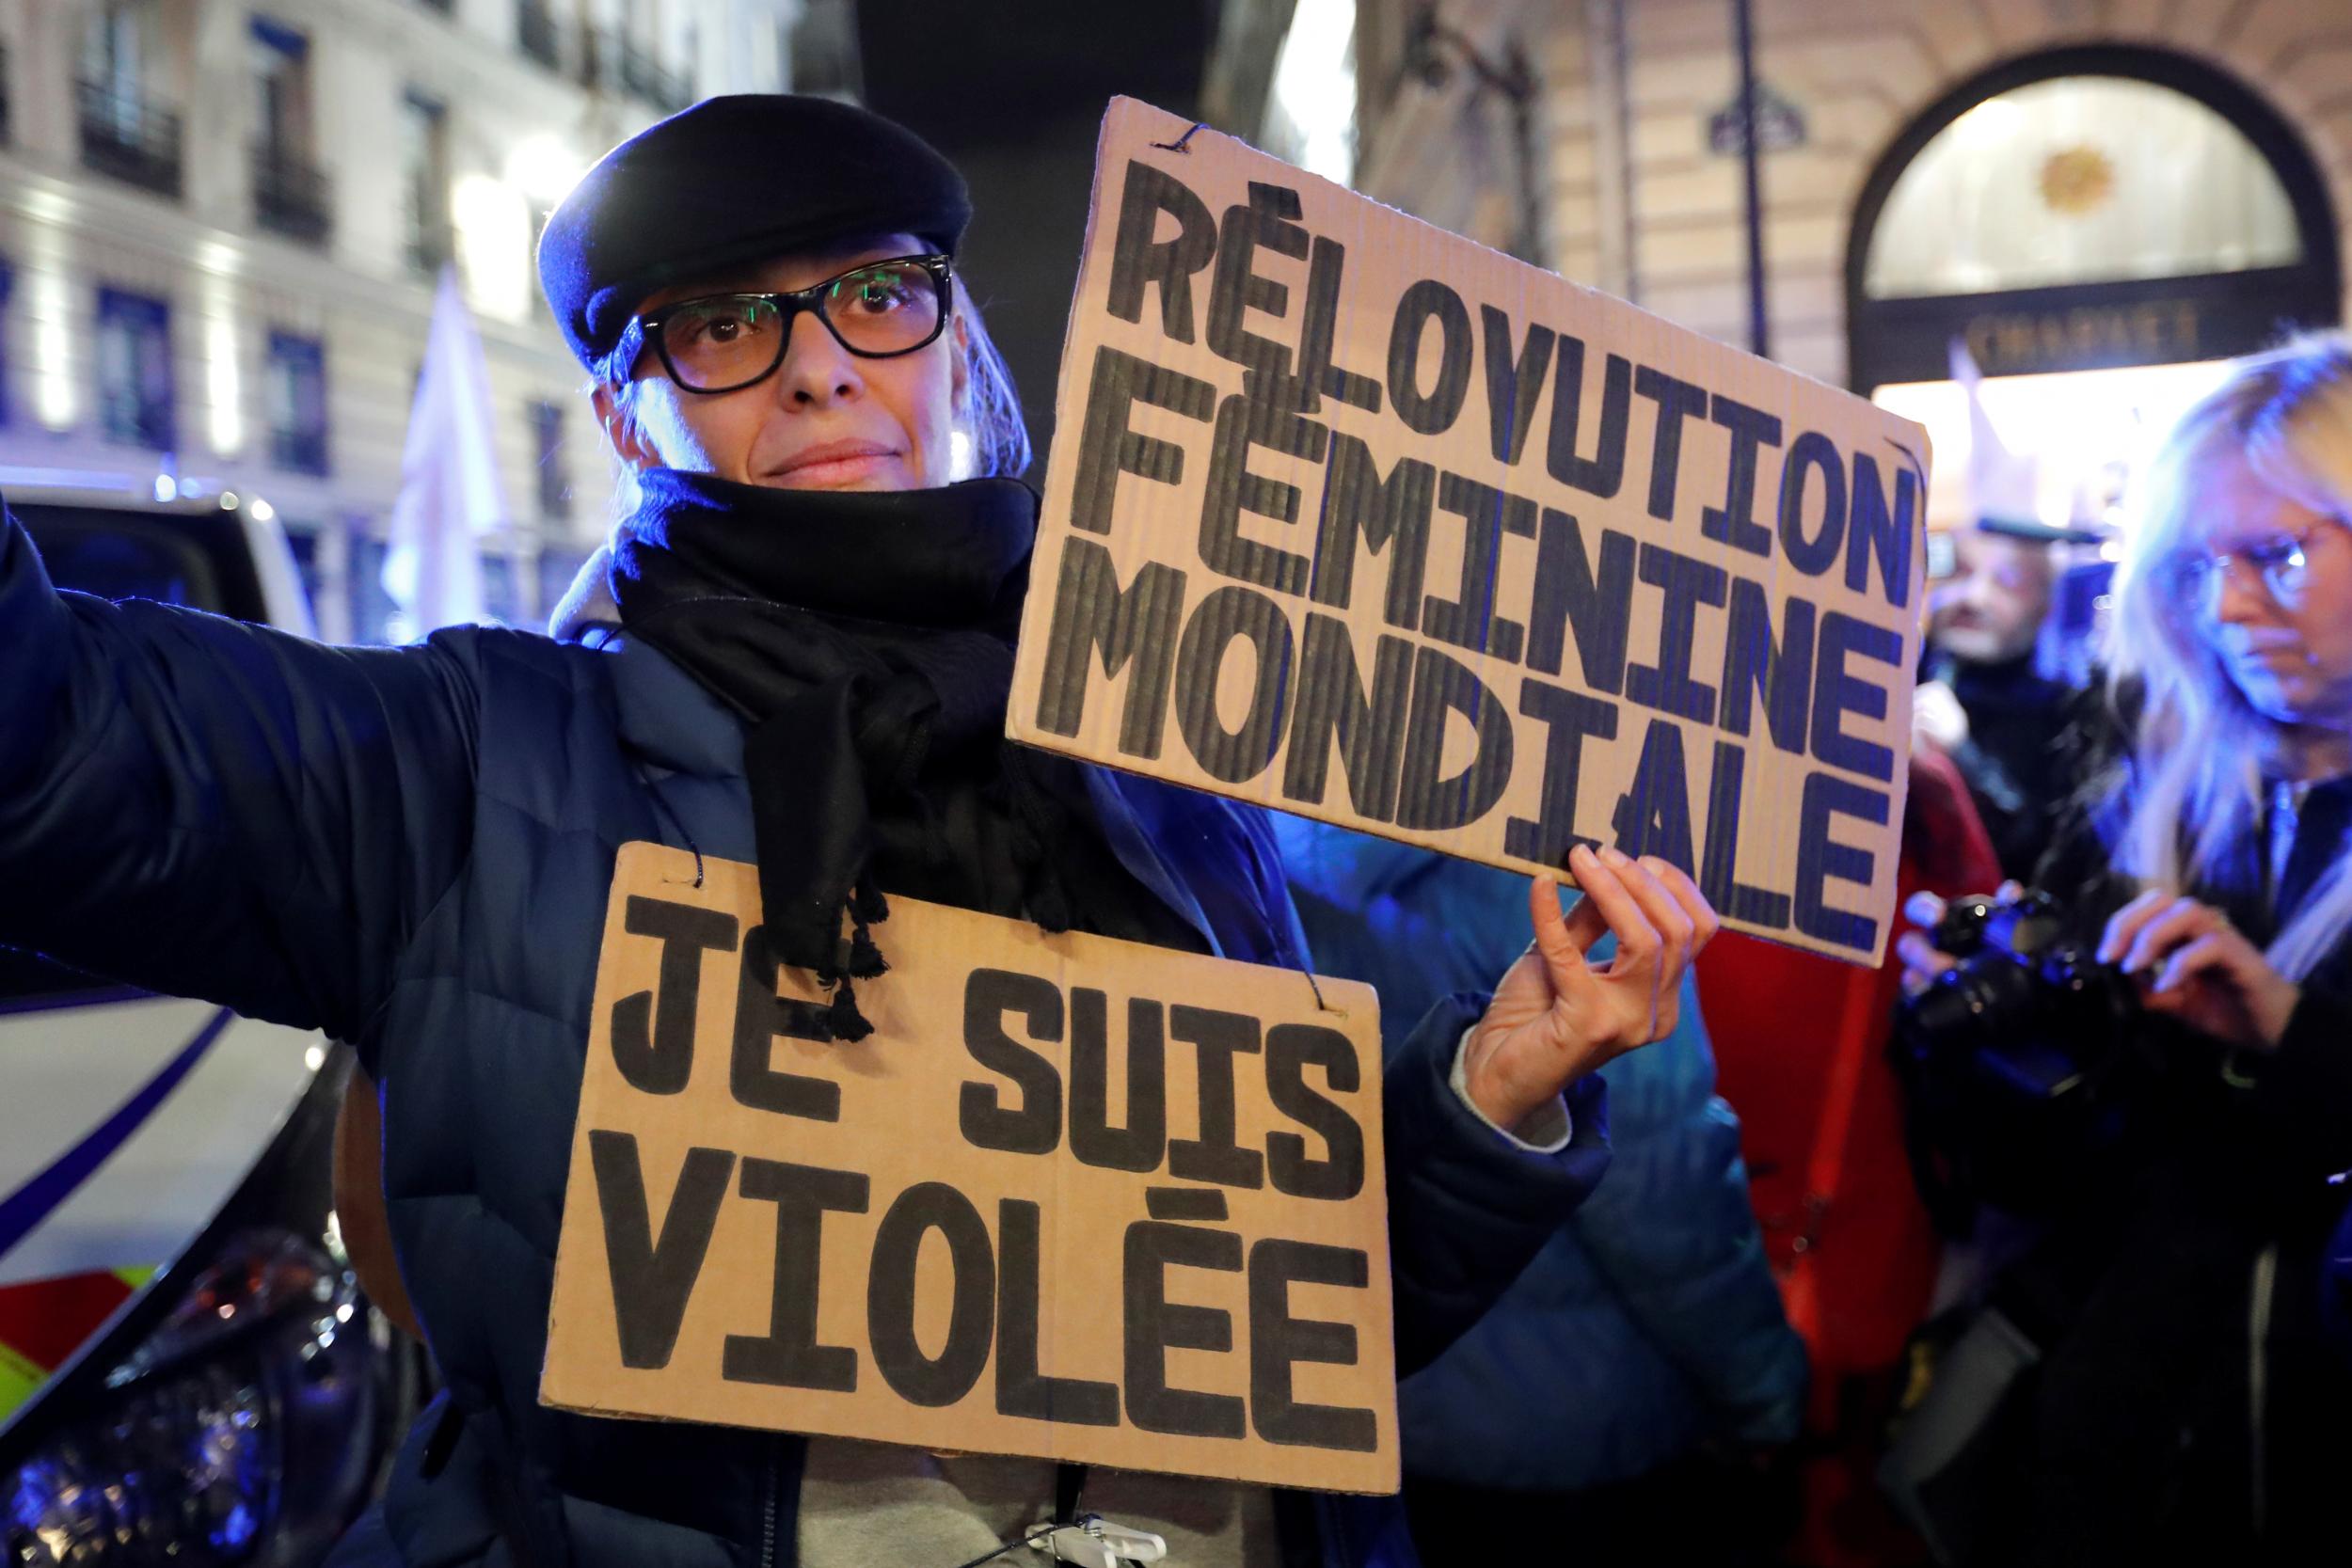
[1343, 0, 2352, 395]
[0, 0, 795, 639]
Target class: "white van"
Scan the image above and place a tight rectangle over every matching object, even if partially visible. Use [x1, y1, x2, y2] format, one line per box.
[0, 489, 420, 1566]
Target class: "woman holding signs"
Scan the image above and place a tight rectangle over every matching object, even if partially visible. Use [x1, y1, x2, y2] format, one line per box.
[1896, 335, 2352, 1563]
[0, 97, 1715, 1568]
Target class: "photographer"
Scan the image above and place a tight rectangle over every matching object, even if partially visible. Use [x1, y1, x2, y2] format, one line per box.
[1896, 335, 2352, 1565]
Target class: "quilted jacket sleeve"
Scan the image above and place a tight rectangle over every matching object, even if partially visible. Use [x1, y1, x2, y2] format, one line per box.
[0, 505, 479, 1039]
[1380, 990, 1611, 1376]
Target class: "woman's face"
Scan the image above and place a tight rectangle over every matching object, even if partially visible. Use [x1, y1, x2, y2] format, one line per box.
[595, 233, 965, 491]
[2180, 455, 2352, 732]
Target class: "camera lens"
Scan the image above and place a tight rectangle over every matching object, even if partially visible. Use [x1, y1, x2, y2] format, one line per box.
[1930, 895, 2002, 956]
[2036, 944, 2141, 1033]
[1983, 894, 2065, 958]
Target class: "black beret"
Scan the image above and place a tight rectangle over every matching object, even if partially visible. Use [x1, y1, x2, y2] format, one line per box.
[537, 94, 971, 379]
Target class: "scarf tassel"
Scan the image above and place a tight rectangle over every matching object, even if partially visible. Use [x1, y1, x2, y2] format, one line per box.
[816, 879, 891, 1043]
[824, 977, 874, 1043]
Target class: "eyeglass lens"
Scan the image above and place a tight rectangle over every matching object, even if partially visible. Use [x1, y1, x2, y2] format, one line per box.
[655, 261, 944, 390]
[2179, 535, 2310, 606]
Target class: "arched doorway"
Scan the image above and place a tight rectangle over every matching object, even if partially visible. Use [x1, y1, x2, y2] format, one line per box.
[1849, 44, 2339, 393]
[1845, 46, 2341, 536]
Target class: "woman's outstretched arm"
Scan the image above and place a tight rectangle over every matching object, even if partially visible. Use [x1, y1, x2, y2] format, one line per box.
[0, 502, 481, 1040]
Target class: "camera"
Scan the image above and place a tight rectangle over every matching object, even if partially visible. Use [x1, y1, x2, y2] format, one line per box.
[1892, 890, 2144, 1226]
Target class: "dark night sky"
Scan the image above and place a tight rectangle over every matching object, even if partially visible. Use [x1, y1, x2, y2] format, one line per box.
[858, 0, 1221, 475]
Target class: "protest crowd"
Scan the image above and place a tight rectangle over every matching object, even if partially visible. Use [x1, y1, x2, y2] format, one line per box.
[3, 76, 2350, 1568]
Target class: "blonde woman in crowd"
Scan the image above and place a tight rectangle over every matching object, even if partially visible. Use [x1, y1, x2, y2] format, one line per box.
[1902, 333, 2352, 1565]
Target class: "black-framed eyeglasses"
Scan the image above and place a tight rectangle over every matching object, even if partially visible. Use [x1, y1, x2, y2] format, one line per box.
[623, 254, 954, 394]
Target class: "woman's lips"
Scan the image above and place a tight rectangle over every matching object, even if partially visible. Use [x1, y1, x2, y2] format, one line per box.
[768, 440, 900, 487]
[2230, 642, 2312, 676]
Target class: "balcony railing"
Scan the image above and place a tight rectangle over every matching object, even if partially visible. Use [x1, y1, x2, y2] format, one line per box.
[254, 145, 331, 245]
[517, 2, 560, 69]
[78, 81, 183, 198]
[617, 41, 693, 113]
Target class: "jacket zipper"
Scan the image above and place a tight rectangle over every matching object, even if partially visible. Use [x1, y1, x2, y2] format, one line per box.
[759, 1438, 782, 1568]
[2248, 1243, 2278, 1538]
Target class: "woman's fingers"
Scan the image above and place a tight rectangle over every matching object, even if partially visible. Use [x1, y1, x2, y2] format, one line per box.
[1534, 847, 1719, 1055]
[1592, 849, 1707, 1049]
[1528, 870, 1603, 988]
[1645, 856, 1722, 956]
[2120, 896, 2223, 977]
[2142, 925, 2302, 1048]
[1897, 930, 1960, 996]
[1897, 937, 1955, 999]
[1896, 931, 1959, 972]
[1565, 844, 1660, 976]
[1511, 860, 1608, 1022]
[2096, 887, 2175, 965]
[1902, 890, 1948, 930]
[1549, 847, 1668, 1052]
[1562, 894, 1609, 956]
[2152, 928, 2242, 995]
[1536, 859, 1610, 958]
[1597, 849, 1686, 971]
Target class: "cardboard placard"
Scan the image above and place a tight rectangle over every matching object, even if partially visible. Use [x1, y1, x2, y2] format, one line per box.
[1009, 99, 1932, 966]
[543, 843, 1398, 1494]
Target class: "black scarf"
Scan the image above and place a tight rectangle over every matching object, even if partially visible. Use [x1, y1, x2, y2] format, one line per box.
[609, 468, 1196, 1038]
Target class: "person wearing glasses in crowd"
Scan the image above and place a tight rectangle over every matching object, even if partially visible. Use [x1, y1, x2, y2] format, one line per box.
[0, 97, 1723, 1568]
[1899, 334, 2352, 1565]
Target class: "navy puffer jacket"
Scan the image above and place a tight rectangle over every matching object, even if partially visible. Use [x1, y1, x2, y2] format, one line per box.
[0, 507, 1610, 1568]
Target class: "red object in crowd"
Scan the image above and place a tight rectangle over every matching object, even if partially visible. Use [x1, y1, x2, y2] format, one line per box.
[1697, 746, 2003, 1568]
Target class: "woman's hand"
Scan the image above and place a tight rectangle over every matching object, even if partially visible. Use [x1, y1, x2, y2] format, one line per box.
[1895, 887, 1988, 997]
[1896, 893, 1962, 998]
[2098, 889, 2302, 1051]
[1460, 844, 1719, 1135]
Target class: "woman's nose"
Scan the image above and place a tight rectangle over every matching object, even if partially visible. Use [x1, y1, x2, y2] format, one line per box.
[2209, 556, 2275, 624]
[775, 311, 862, 406]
